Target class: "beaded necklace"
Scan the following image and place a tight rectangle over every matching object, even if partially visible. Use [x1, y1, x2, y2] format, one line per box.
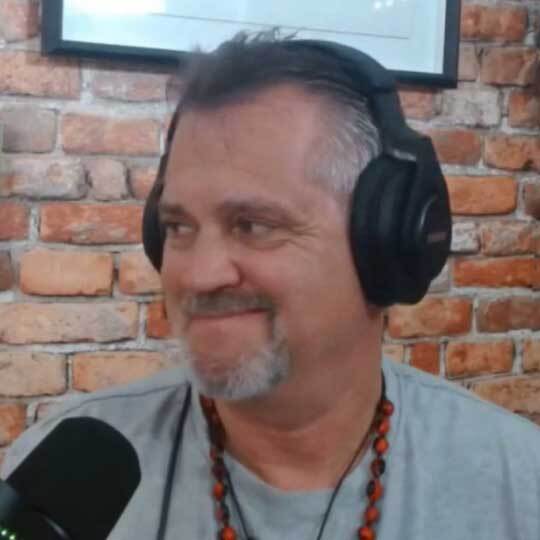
[200, 377, 393, 540]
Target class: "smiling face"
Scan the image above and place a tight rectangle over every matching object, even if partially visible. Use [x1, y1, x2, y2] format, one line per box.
[160, 84, 377, 401]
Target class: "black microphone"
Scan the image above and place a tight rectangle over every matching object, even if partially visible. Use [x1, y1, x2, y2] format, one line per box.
[0, 417, 141, 540]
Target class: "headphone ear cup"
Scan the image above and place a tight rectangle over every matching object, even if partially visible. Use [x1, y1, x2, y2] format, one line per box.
[142, 181, 165, 271]
[350, 155, 414, 306]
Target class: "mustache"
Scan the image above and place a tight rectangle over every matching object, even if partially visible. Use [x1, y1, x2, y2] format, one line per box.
[182, 291, 275, 317]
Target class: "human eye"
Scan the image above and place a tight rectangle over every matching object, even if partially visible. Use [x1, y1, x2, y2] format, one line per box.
[232, 217, 274, 238]
[163, 221, 195, 239]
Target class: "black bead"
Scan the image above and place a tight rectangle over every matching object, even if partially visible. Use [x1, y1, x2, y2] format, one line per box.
[366, 479, 376, 496]
[219, 502, 230, 521]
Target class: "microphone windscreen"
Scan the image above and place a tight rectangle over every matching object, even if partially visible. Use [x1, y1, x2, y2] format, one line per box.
[7, 417, 141, 540]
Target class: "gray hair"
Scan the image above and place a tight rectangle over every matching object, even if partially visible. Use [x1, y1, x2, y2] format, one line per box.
[165, 31, 382, 202]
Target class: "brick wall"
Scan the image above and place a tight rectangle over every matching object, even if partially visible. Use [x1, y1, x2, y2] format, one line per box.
[0, 0, 539, 464]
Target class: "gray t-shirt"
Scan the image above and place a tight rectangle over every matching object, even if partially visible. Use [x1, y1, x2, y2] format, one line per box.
[2, 359, 540, 540]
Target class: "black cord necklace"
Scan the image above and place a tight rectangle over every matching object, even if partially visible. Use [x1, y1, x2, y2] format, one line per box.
[201, 373, 392, 540]
[225, 413, 375, 540]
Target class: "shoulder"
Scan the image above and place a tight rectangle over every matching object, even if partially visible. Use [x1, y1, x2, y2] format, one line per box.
[386, 358, 540, 440]
[385, 359, 540, 478]
[1, 366, 191, 478]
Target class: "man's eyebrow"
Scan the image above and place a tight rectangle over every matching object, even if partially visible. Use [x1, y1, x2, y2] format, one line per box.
[158, 202, 187, 216]
[157, 197, 299, 224]
[216, 197, 296, 221]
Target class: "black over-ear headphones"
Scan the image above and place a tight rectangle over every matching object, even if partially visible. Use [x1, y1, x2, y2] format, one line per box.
[142, 40, 452, 306]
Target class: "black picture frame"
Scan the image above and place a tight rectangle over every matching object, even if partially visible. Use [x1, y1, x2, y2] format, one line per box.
[42, 0, 461, 88]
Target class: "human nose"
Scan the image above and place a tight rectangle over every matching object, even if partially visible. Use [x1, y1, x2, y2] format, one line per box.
[162, 233, 241, 294]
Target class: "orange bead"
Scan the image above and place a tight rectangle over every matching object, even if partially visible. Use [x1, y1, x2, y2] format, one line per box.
[377, 417, 390, 435]
[367, 479, 384, 503]
[381, 399, 394, 416]
[221, 526, 237, 540]
[358, 525, 376, 540]
[374, 436, 389, 455]
[365, 505, 380, 524]
[213, 481, 226, 501]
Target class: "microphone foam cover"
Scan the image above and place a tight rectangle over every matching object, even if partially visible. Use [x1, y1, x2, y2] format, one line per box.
[8, 417, 141, 540]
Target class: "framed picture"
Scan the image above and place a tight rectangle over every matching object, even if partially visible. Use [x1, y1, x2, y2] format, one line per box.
[42, 0, 461, 87]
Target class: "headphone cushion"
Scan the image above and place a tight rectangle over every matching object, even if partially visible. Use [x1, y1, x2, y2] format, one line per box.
[142, 181, 165, 271]
[350, 155, 415, 305]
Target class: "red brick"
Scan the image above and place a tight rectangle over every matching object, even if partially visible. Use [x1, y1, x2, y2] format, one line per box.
[446, 176, 516, 215]
[0, 203, 29, 240]
[0, 352, 66, 396]
[0, 52, 80, 98]
[426, 130, 482, 165]
[480, 221, 536, 256]
[382, 344, 404, 363]
[461, 5, 528, 42]
[388, 297, 472, 338]
[524, 183, 540, 219]
[40, 203, 143, 244]
[0, 252, 13, 291]
[453, 257, 537, 288]
[477, 297, 540, 332]
[458, 44, 479, 81]
[446, 340, 513, 378]
[484, 135, 540, 172]
[509, 90, 540, 128]
[20, 248, 114, 296]
[147, 301, 171, 339]
[90, 69, 169, 102]
[129, 166, 158, 200]
[524, 340, 540, 373]
[72, 351, 172, 392]
[0, 303, 138, 344]
[0, 0, 39, 42]
[119, 251, 162, 294]
[86, 158, 128, 201]
[0, 404, 26, 445]
[0, 108, 56, 152]
[62, 114, 160, 156]
[480, 47, 538, 86]
[1, 158, 87, 199]
[398, 88, 438, 120]
[473, 377, 540, 416]
[410, 343, 439, 375]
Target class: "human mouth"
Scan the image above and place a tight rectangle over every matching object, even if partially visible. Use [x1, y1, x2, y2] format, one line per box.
[189, 309, 268, 322]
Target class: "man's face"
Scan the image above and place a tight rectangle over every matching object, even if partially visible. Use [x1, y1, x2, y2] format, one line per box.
[160, 85, 371, 400]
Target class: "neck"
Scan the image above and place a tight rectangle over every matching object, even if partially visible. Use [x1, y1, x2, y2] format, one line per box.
[214, 347, 383, 491]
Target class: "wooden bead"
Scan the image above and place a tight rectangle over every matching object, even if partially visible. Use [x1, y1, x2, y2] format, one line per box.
[212, 460, 226, 480]
[381, 399, 394, 416]
[377, 417, 390, 435]
[367, 479, 384, 503]
[370, 458, 386, 478]
[358, 525, 376, 540]
[213, 481, 227, 501]
[215, 503, 230, 523]
[365, 505, 380, 524]
[373, 436, 389, 455]
[221, 526, 237, 540]
[200, 395, 215, 413]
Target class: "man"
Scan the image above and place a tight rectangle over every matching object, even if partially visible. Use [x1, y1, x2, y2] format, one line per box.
[2, 33, 540, 540]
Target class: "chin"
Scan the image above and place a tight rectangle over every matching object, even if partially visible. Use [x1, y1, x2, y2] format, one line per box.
[176, 334, 290, 401]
